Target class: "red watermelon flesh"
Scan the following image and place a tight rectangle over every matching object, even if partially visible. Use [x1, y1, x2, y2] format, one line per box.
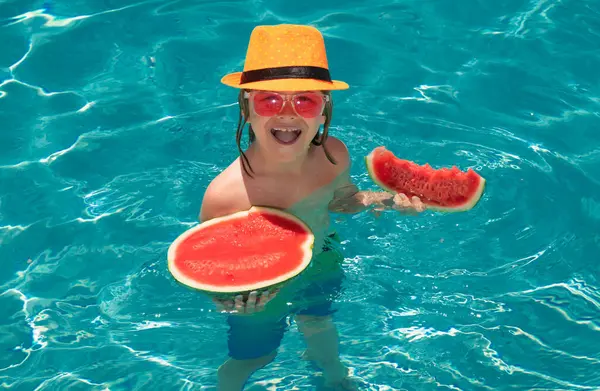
[366, 147, 485, 211]
[167, 207, 314, 293]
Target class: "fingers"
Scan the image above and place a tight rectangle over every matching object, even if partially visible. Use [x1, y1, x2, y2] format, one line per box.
[245, 291, 258, 314]
[255, 289, 278, 309]
[396, 192, 410, 203]
[411, 196, 425, 212]
[393, 193, 426, 213]
[257, 290, 271, 308]
[214, 289, 279, 315]
[393, 193, 412, 209]
[234, 295, 244, 313]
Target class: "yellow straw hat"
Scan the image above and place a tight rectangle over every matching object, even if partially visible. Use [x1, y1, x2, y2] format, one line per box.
[221, 24, 349, 92]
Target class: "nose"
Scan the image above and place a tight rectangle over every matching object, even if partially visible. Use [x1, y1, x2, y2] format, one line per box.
[277, 98, 297, 120]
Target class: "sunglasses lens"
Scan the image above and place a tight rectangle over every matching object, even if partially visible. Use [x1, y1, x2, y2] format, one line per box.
[293, 93, 324, 118]
[252, 92, 283, 116]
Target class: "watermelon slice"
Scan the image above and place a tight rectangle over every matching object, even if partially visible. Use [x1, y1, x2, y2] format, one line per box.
[365, 146, 485, 212]
[167, 206, 314, 294]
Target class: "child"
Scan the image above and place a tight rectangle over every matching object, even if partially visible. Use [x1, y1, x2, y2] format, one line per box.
[200, 24, 424, 391]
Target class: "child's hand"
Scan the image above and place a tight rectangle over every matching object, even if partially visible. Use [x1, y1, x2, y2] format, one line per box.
[391, 193, 426, 213]
[212, 289, 279, 314]
[370, 192, 425, 217]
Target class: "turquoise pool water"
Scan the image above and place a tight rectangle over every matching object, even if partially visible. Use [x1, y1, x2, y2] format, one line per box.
[2, 0, 600, 389]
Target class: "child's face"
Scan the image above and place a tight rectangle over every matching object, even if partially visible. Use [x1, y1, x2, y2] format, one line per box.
[246, 90, 326, 161]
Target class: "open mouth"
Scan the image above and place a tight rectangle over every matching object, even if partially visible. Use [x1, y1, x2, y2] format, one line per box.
[270, 127, 302, 145]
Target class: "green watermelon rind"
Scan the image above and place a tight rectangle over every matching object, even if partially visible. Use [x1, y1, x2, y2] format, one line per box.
[365, 147, 486, 213]
[167, 206, 315, 295]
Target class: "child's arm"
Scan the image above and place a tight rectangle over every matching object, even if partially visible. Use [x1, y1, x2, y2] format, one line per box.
[323, 137, 425, 214]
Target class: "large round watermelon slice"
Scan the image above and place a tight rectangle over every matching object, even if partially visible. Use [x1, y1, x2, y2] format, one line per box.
[167, 207, 314, 294]
[366, 146, 486, 212]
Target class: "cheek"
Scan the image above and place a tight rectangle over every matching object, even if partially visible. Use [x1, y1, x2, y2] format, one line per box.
[306, 114, 325, 128]
[247, 111, 267, 131]
[250, 120, 268, 137]
[247, 105, 269, 128]
[307, 115, 326, 130]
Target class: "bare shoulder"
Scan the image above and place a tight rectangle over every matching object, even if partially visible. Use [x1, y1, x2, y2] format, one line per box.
[199, 160, 250, 222]
[323, 136, 351, 174]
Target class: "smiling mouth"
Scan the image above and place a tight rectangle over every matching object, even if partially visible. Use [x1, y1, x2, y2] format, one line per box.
[270, 127, 302, 145]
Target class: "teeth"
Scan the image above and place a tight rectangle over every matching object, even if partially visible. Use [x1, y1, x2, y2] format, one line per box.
[272, 127, 301, 132]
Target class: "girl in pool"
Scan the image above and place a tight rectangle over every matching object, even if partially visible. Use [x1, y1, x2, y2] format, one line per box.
[200, 24, 424, 391]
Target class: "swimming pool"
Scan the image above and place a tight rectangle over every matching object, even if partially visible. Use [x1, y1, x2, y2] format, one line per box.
[1, 0, 599, 389]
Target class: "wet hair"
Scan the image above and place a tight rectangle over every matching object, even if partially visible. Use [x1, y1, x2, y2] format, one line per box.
[235, 89, 336, 177]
